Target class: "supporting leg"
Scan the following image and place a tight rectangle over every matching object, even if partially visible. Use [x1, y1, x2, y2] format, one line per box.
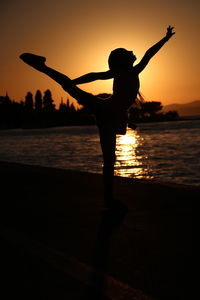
[99, 128, 116, 207]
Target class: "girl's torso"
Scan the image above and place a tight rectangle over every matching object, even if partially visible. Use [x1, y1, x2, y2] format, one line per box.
[112, 67, 140, 111]
[95, 68, 140, 134]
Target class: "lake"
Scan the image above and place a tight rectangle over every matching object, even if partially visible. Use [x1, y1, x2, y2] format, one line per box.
[0, 120, 200, 186]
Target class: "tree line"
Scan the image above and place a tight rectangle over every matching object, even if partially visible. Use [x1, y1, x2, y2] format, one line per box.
[0, 90, 179, 129]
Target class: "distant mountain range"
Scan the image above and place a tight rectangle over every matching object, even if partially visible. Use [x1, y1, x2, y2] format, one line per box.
[163, 100, 200, 116]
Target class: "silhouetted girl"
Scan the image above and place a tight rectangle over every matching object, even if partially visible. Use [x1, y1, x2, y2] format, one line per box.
[20, 26, 175, 208]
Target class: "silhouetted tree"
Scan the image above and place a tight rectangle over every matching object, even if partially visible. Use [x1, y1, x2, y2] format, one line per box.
[0, 89, 180, 129]
[35, 90, 42, 111]
[65, 98, 77, 114]
[0, 94, 26, 128]
[140, 101, 163, 117]
[43, 89, 55, 112]
[25, 92, 33, 112]
[58, 98, 66, 113]
[0, 93, 12, 105]
[164, 110, 179, 119]
[70, 102, 76, 114]
[66, 98, 71, 113]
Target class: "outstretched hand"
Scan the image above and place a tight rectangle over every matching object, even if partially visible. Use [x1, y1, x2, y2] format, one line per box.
[165, 26, 175, 39]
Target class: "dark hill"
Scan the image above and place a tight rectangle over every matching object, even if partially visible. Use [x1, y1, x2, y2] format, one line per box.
[163, 100, 200, 116]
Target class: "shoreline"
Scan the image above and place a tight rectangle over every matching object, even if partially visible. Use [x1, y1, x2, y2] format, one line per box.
[0, 116, 200, 131]
[0, 161, 195, 299]
[0, 159, 199, 189]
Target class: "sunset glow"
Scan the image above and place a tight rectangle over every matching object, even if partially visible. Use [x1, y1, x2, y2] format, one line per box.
[0, 0, 199, 107]
[115, 129, 152, 179]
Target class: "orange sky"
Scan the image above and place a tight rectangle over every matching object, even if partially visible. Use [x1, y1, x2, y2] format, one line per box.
[0, 0, 199, 107]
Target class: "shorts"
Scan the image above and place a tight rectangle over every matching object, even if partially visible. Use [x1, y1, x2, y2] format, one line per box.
[77, 92, 128, 135]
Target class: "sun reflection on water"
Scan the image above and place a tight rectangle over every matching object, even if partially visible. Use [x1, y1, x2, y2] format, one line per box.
[115, 128, 153, 179]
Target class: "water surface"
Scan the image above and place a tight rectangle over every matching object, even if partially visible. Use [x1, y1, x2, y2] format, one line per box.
[0, 120, 200, 185]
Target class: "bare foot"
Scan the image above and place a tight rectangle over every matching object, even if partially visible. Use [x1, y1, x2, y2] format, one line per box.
[19, 53, 46, 71]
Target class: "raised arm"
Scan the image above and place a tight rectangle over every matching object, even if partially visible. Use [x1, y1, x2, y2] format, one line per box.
[134, 26, 175, 74]
[72, 70, 113, 85]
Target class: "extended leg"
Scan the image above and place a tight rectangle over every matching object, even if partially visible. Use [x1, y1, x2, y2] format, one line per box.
[19, 53, 95, 107]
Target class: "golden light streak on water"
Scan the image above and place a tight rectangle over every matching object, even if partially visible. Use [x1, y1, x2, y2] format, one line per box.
[115, 128, 152, 179]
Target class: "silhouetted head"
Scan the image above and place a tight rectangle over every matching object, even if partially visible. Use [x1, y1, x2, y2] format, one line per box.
[108, 48, 136, 72]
